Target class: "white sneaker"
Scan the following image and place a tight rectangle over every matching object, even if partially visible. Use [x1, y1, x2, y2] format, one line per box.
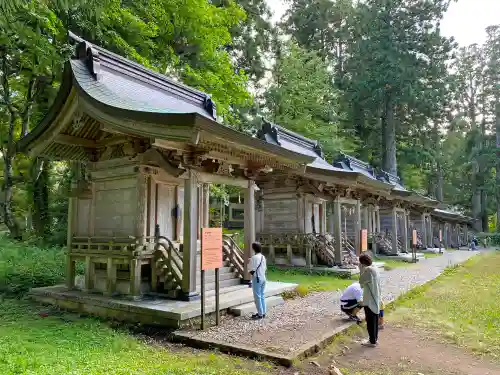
[361, 340, 377, 347]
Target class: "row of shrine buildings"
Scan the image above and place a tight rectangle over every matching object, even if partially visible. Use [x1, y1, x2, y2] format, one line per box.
[16, 34, 472, 302]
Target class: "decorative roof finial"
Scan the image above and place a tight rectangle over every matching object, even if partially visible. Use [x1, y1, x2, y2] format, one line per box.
[75, 41, 101, 79]
[203, 95, 217, 120]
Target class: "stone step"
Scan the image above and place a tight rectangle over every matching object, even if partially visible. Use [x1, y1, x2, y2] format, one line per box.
[228, 295, 285, 316]
[196, 277, 241, 292]
[201, 284, 249, 298]
[195, 271, 237, 283]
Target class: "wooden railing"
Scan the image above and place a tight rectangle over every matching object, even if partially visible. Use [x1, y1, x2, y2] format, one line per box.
[256, 232, 359, 268]
[308, 234, 336, 267]
[374, 232, 394, 254]
[341, 233, 356, 254]
[222, 234, 245, 279]
[154, 236, 183, 291]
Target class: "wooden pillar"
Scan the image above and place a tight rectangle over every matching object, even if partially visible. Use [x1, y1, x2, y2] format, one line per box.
[402, 210, 409, 253]
[333, 198, 342, 265]
[421, 213, 428, 248]
[84, 256, 94, 292]
[181, 170, 199, 299]
[391, 207, 398, 254]
[376, 207, 381, 233]
[202, 183, 210, 228]
[106, 257, 117, 296]
[364, 204, 373, 233]
[135, 174, 148, 243]
[328, 203, 334, 233]
[427, 216, 433, 247]
[129, 258, 141, 299]
[244, 180, 256, 283]
[354, 200, 362, 253]
[319, 202, 326, 234]
[66, 186, 77, 290]
[129, 173, 147, 299]
[174, 185, 182, 241]
[297, 195, 305, 232]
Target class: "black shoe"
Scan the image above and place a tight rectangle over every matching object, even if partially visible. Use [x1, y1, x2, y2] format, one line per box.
[251, 314, 263, 320]
[251, 313, 259, 319]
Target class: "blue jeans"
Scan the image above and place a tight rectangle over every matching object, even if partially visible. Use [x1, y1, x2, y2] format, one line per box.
[252, 278, 266, 316]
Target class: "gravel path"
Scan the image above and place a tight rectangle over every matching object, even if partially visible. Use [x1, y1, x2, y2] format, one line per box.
[180, 250, 480, 355]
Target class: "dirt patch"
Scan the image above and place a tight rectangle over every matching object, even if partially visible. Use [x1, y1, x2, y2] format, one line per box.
[289, 325, 500, 375]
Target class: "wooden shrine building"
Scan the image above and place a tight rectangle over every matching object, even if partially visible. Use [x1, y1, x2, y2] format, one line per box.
[17, 36, 315, 324]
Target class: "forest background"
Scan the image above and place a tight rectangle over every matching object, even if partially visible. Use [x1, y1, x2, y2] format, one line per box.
[1, 0, 499, 244]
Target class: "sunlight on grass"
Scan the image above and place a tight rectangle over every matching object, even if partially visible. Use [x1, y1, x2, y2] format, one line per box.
[390, 252, 500, 359]
[267, 267, 357, 295]
[0, 300, 266, 375]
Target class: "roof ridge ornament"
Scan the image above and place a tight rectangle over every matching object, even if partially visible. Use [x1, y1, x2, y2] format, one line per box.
[313, 141, 324, 159]
[203, 95, 217, 120]
[75, 41, 101, 80]
[259, 119, 281, 145]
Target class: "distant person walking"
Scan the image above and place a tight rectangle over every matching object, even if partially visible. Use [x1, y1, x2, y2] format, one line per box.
[249, 242, 267, 320]
[358, 253, 381, 347]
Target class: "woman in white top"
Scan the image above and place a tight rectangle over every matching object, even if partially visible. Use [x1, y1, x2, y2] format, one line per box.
[249, 242, 267, 320]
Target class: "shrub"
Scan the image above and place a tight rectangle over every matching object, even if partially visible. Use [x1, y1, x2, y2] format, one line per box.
[0, 235, 67, 297]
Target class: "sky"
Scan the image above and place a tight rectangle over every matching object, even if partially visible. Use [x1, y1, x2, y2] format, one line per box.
[266, 0, 500, 47]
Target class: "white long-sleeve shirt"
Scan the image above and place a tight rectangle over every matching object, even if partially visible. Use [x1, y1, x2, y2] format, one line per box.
[249, 253, 267, 281]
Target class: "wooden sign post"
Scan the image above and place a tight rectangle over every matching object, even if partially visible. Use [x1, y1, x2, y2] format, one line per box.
[200, 227, 223, 330]
[412, 229, 418, 263]
[360, 229, 368, 254]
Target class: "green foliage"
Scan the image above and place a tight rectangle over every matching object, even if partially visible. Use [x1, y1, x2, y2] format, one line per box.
[0, 235, 67, 297]
[262, 41, 353, 156]
[0, 299, 268, 375]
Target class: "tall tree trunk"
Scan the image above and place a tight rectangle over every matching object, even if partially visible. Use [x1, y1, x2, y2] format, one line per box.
[496, 98, 500, 232]
[480, 117, 488, 232]
[469, 99, 482, 231]
[32, 158, 50, 237]
[433, 121, 444, 201]
[382, 92, 397, 175]
[481, 190, 489, 232]
[435, 161, 444, 202]
[1, 109, 22, 239]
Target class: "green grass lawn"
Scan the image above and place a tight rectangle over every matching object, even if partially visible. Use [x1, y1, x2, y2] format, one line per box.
[377, 258, 416, 270]
[0, 235, 271, 375]
[423, 252, 442, 258]
[267, 267, 357, 295]
[0, 299, 269, 375]
[391, 252, 500, 359]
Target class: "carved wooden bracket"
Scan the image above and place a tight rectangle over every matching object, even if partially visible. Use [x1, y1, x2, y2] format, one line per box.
[138, 148, 185, 178]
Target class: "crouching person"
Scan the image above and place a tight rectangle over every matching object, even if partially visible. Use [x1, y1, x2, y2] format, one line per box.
[249, 242, 267, 320]
[340, 282, 363, 324]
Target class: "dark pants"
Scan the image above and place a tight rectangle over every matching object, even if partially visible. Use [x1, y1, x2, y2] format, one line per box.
[364, 306, 379, 344]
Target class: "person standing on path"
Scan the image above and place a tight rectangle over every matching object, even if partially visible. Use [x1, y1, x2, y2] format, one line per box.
[359, 253, 381, 347]
[249, 242, 267, 320]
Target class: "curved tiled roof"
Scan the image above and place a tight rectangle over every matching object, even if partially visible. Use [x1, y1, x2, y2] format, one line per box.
[256, 120, 353, 175]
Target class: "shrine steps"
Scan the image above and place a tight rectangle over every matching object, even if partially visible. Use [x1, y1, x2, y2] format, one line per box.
[228, 295, 285, 316]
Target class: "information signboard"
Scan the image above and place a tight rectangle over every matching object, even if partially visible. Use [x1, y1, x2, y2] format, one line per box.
[361, 229, 368, 252]
[201, 228, 223, 271]
[200, 227, 223, 330]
